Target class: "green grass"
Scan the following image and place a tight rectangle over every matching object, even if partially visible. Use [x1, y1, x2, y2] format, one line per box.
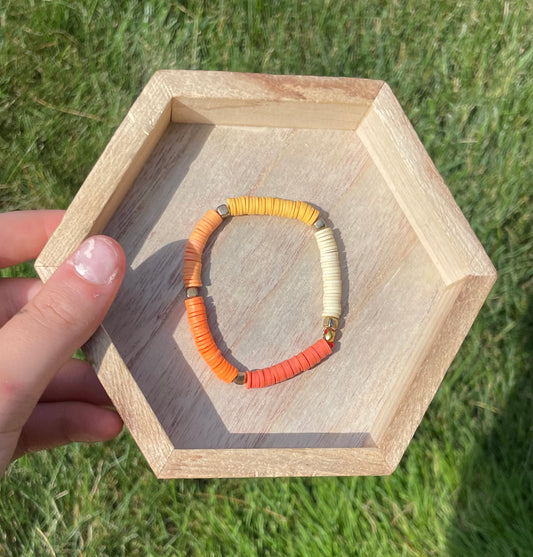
[1, 0, 532, 555]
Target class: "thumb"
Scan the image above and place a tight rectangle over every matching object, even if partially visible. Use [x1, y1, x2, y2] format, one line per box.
[0, 236, 125, 433]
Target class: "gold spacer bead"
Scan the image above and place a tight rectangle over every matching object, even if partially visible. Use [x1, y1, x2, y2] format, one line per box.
[186, 287, 200, 298]
[216, 204, 230, 218]
[323, 316, 339, 330]
[323, 328, 337, 343]
[313, 217, 326, 230]
[233, 371, 246, 385]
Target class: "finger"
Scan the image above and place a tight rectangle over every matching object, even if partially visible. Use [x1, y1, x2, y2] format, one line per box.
[0, 210, 64, 269]
[40, 359, 113, 406]
[13, 402, 123, 459]
[0, 278, 42, 326]
[0, 235, 125, 433]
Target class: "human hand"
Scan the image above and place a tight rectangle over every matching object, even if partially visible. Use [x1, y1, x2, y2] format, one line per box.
[0, 211, 126, 476]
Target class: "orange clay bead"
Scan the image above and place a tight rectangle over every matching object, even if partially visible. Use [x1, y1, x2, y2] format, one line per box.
[227, 196, 319, 226]
[184, 209, 223, 288]
[185, 297, 238, 383]
[281, 360, 293, 381]
[184, 198, 339, 388]
[244, 339, 332, 389]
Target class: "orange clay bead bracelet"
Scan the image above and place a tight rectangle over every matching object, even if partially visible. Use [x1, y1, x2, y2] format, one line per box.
[183, 196, 342, 389]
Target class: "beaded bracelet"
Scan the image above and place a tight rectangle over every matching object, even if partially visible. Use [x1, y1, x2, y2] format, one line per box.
[183, 196, 342, 389]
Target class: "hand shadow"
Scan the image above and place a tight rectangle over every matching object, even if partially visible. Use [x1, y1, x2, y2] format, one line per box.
[94, 120, 366, 453]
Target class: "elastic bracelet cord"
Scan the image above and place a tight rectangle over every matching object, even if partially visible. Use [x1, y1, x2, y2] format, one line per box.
[183, 196, 342, 389]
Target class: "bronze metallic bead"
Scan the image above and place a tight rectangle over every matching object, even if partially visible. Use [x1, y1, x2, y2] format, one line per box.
[313, 217, 326, 230]
[216, 204, 230, 218]
[323, 316, 339, 330]
[233, 371, 246, 385]
[186, 287, 200, 298]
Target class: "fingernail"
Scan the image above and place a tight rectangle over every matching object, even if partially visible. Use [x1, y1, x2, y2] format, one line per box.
[71, 237, 120, 285]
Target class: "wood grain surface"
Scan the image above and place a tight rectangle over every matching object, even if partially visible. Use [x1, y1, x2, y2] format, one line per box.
[35, 71, 496, 477]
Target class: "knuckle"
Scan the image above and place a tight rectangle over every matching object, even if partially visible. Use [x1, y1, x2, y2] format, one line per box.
[27, 288, 80, 332]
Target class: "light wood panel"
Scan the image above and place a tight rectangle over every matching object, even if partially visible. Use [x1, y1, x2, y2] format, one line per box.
[163, 70, 383, 129]
[34, 71, 496, 478]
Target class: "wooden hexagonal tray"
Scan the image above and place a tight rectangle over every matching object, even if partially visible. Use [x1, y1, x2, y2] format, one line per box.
[35, 71, 496, 478]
